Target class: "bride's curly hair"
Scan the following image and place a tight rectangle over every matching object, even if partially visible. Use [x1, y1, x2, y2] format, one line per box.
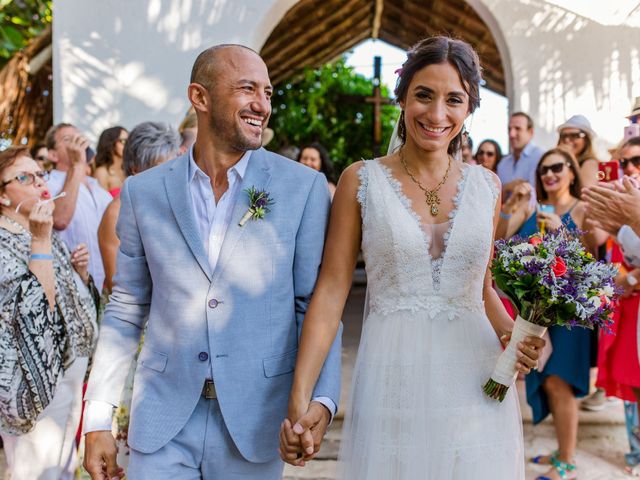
[394, 36, 482, 156]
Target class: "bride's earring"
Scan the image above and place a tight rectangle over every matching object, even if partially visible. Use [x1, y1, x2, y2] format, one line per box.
[0, 198, 10, 207]
[398, 110, 406, 141]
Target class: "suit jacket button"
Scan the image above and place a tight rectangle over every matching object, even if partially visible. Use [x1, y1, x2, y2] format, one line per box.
[198, 352, 209, 361]
[208, 299, 219, 309]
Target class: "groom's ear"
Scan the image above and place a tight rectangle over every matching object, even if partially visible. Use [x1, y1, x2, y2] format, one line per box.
[187, 83, 210, 114]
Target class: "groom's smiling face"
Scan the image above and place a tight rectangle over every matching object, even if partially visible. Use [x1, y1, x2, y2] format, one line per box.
[206, 47, 273, 152]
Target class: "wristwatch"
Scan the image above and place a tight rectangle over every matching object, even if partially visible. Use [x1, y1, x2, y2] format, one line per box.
[627, 273, 638, 287]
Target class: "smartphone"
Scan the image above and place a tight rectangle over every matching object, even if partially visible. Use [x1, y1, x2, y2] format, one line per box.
[86, 146, 95, 163]
[538, 204, 555, 214]
[598, 160, 620, 182]
[625, 123, 640, 142]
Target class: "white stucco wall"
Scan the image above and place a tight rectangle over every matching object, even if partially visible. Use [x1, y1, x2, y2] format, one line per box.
[54, 0, 640, 156]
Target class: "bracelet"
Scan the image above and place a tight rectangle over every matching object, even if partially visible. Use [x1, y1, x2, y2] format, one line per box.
[499, 211, 512, 220]
[29, 253, 54, 261]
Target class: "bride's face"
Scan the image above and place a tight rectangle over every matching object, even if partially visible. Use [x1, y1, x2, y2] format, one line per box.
[400, 62, 470, 153]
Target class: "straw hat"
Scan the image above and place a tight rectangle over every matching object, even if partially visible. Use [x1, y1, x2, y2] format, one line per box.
[557, 114, 596, 139]
[627, 96, 640, 119]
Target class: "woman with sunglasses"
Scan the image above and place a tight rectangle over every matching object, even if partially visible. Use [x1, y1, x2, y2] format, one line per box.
[497, 147, 605, 480]
[93, 126, 129, 197]
[593, 136, 640, 473]
[474, 139, 503, 172]
[0, 147, 98, 479]
[557, 115, 599, 188]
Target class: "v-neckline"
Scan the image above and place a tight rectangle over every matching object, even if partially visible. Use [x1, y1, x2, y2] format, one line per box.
[373, 160, 471, 288]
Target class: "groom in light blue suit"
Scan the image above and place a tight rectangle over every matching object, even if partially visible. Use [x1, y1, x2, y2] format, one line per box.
[83, 45, 341, 479]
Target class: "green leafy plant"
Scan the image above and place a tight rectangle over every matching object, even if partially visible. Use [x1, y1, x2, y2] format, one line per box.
[268, 57, 400, 173]
[0, 0, 52, 69]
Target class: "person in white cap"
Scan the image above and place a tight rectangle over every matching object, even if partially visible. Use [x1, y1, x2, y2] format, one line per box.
[557, 114, 599, 188]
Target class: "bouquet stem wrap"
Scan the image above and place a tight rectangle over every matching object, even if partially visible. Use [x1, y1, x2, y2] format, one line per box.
[483, 315, 547, 402]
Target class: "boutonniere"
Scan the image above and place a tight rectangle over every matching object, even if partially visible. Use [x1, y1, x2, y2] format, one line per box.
[238, 187, 274, 226]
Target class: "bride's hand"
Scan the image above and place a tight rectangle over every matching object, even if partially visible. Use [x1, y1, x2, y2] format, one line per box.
[279, 400, 330, 467]
[500, 333, 545, 374]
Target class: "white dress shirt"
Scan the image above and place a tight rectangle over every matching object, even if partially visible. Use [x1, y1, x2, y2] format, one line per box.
[47, 170, 112, 290]
[84, 149, 335, 434]
[497, 142, 544, 204]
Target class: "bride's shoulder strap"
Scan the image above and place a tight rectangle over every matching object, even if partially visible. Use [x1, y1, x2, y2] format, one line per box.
[475, 165, 500, 205]
[355, 159, 372, 217]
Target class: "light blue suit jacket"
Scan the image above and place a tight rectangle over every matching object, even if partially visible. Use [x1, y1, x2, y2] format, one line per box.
[85, 148, 342, 462]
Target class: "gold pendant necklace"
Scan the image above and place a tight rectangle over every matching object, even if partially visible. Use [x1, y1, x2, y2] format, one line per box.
[399, 149, 452, 216]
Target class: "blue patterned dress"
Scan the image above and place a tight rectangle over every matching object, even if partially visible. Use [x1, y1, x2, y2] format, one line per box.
[517, 209, 591, 424]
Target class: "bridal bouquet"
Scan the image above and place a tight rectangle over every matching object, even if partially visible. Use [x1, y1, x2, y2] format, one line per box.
[483, 228, 618, 401]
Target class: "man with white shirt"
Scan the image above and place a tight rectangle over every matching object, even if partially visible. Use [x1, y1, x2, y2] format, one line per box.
[46, 123, 112, 290]
[497, 112, 545, 202]
[83, 44, 341, 480]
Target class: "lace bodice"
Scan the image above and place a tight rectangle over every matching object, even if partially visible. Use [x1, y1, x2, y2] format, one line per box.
[357, 160, 499, 318]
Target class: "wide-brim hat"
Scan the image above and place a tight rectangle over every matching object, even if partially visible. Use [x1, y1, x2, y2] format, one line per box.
[557, 114, 595, 139]
[627, 96, 640, 119]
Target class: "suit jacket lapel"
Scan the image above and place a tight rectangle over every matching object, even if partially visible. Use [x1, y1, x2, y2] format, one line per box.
[212, 149, 272, 283]
[164, 155, 213, 281]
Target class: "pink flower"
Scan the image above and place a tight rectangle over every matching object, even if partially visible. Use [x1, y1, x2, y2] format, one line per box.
[551, 257, 567, 277]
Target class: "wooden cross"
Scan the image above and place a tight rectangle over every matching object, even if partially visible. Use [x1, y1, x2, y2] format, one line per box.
[340, 56, 393, 157]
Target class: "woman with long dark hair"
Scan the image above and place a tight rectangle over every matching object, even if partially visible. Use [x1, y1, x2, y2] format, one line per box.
[93, 126, 128, 197]
[281, 36, 544, 479]
[296, 143, 337, 198]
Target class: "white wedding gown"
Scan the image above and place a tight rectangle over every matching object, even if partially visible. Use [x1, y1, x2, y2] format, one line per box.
[336, 160, 524, 479]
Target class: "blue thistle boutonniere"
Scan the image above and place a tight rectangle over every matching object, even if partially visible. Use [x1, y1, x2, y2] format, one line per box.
[238, 187, 274, 226]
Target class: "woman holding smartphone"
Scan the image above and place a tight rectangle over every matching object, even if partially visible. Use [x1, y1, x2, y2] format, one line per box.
[497, 147, 606, 479]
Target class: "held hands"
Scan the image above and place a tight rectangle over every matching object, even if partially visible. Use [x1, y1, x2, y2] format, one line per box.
[71, 243, 90, 284]
[279, 401, 331, 467]
[83, 430, 125, 480]
[500, 333, 545, 374]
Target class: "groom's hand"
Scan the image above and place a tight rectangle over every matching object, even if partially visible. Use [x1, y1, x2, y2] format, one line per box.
[83, 430, 124, 480]
[279, 401, 330, 466]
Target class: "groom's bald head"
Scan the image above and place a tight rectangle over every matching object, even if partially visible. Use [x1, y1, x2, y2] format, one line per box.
[190, 44, 263, 92]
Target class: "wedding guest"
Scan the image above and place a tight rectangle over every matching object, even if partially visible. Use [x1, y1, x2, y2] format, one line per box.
[461, 132, 475, 164]
[0, 147, 98, 480]
[475, 139, 502, 172]
[583, 136, 640, 469]
[99, 121, 181, 294]
[93, 126, 129, 197]
[297, 142, 337, 198]
[497, 112, 544, 202]
[557, 115, 599, 187]
[46, 123, 113, 291]
[29, 143, 49, 171]
[499, 147, 605, 479]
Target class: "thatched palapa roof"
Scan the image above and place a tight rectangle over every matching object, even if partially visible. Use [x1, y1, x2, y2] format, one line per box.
[261, 0, 505, 95]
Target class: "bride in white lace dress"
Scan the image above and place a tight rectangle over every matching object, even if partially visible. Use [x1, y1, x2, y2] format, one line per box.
[281, 36, 544, 479]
